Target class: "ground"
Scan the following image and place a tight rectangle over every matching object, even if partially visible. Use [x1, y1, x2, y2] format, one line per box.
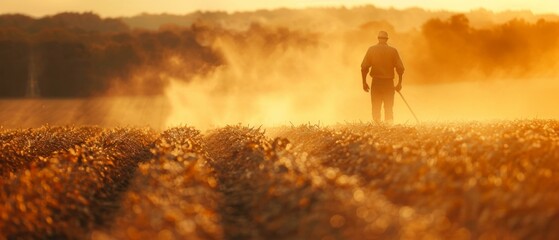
[1, 120, 558, 239]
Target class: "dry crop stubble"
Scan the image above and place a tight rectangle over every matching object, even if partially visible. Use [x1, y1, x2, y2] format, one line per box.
[0, 120, 558, 239]
[0, 127, 156, 239]
[0, 126, 103, 178]
[204, 125, 459, 239]
[91, 127, 223, 240]
[273, 120, 559, 239]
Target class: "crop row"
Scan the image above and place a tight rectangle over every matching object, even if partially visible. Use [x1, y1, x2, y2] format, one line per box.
[0, 126, 103, 178]
[1, 121, 557, 239]
[274, 120, 559, 239]
[204, 125, 460, 239]
[0, 128, 155, 239]
[91, 127, 222, 240]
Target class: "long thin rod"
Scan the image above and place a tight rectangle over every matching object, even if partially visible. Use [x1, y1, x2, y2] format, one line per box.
[397, 91, 420, 124]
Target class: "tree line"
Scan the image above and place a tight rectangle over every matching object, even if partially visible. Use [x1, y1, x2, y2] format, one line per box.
[0, 12, 222, 97]
[1, 11, 558, 97]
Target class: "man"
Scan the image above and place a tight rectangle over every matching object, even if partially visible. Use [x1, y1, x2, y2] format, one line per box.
[361, 31, 405, 124]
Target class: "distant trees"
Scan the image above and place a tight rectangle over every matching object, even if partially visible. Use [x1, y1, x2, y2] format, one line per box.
[417, 14, 559, 82]
[0, 27, 29, 97]
[1, 11, 558, 97]
[0, 12, 128, 34]
[0, 12, 222, 98]
[37, 38, 93, 97]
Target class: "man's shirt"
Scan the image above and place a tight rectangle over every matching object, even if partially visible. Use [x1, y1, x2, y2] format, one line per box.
[361, 42, 405, 80]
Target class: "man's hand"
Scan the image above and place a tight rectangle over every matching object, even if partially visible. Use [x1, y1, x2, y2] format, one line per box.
[395, 83, 402, 92]
[362, 82, 370, 92]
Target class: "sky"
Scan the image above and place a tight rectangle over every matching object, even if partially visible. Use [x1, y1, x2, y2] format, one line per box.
[1, 0, 558, 17]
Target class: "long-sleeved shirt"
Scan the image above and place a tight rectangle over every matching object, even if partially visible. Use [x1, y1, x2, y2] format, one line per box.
[361, 42, 405, 80]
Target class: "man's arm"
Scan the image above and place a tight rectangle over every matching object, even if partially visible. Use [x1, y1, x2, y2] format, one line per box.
[361, 48, 372, 92]
[395, 72, 403, 92]
[394, 49, 405, 92]
[361, 67, 370, 92]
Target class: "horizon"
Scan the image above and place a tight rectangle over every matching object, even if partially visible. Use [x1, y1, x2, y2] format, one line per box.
[1, 1, 558, 18]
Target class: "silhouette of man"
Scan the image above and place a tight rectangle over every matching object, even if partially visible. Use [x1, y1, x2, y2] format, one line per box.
[361, 31, 405, 124]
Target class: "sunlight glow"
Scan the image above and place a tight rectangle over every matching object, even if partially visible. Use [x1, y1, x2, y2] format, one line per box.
[1, 0, 558, 17]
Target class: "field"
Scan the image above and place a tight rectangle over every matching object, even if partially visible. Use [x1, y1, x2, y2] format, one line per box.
[0, 97, 170, 129]
[1, 120, 558, 240]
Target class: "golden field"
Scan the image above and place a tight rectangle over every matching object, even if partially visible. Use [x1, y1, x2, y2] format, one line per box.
[1, 120, 558, 239]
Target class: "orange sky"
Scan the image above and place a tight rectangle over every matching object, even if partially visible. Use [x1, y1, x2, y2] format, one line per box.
[1, 0, 558, 17]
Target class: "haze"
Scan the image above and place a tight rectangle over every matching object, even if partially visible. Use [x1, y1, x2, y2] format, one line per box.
[2, 0, 558, 17]
[0, 3, 558, 129]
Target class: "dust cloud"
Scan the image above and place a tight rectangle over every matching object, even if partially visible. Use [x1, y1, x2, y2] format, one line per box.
[165, 26, 362, 129]
[164, 13, 559, 129]
[392, 78, 559, 123]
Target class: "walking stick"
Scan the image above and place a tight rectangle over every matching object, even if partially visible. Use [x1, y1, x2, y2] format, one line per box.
[397, 91, 420, 124]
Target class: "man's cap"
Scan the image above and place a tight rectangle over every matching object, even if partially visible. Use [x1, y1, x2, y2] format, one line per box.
[378, 31, 389, 39]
